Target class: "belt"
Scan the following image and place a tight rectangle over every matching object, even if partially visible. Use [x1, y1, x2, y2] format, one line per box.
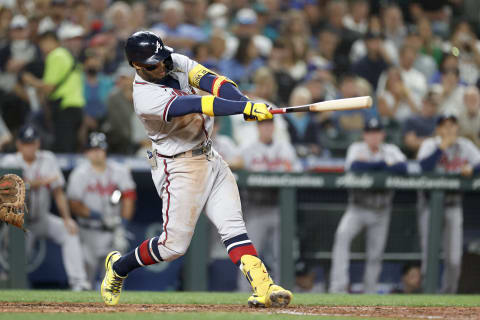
[156, 140, 212, 159]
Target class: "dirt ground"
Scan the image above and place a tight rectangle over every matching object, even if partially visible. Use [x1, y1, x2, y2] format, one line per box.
[1, 302, 480, 319]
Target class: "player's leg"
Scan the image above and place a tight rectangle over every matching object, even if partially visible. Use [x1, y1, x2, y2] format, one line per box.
[237, 206, 280, 292]
[364, 209, 391, 294]
[204, 157, 291, 307]
[417, 201, 430, 277]
[329, 206, 365, 293]
[440, 206, 463, 294]
[102, 157, 212, 305]
[46, 213, 89, 290]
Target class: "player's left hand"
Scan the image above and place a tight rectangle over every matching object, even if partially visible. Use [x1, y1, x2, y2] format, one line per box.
[64, 217, 78, 235]
[243, 102, 273, 121]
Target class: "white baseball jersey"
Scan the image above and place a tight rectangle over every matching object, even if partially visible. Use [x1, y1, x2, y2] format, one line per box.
[1, 151, 65, 222]
[242, 140, 300, 172]
[212, 134, 241, 164]
[345, 142, 406, 209]
[133, 53, 213, 157]
[417, 136, 480, 173]
[67, 160, 136, 229]
[418, 136, 480, 205]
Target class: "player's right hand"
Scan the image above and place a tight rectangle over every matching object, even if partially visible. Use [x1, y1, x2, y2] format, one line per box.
[243, 102, 273, 121]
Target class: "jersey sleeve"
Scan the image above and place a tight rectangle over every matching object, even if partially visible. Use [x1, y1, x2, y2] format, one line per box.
[345, 143, 361, 170]
[42, 151, 65, 190]
[387, 145, 407, 163]
[417, 138, 438, 160]
[462, 139, 480, 166]
[66, 167, 85, 201]
[115, 165, 136, 192]
[172, 53, 198, 78]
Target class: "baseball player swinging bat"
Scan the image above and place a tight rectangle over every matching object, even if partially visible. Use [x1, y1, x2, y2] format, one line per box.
[270, 96, 372, 114]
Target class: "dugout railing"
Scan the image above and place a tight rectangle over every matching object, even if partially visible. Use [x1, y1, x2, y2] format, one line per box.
[185, 171, 480, 294]
[2, 168, 479, 293]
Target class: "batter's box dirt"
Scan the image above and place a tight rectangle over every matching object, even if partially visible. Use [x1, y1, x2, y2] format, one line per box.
[1, 302, 480, 319]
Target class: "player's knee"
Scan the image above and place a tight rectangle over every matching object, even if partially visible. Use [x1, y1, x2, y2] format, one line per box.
[159, 243, 190, 261]
[334, 228, 351, 243]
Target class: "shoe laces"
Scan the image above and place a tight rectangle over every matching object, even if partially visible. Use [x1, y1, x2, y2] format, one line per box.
[107, 271, 124, 294]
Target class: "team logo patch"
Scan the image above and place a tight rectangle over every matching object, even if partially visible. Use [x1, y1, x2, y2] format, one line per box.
[155, 41, 162, 54]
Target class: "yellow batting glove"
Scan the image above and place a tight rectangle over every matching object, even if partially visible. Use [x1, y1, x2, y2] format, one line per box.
[243, 102, 273, 121]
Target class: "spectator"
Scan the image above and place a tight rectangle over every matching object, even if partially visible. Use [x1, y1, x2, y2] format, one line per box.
[329, 118, 408, 294]
[436, 67, 465, 115]
[343, 0, 369, 35]
[458, 86, 480, 148]
[352, 31, 390, 90]
[399, 45, 428, 101]
[0, 15, 38, 134]
[349, 15, 398, 65]
[82, 50, 114, 136]
[447, 21, 480, 85]
[325, 0, 360, 75]
[88, 32, 124, 76]
[404, 31, 437, 82]
[284, 86, 325, 158]
[381, 4, 407, 49]
[313, 27, 340, 72]
[104, 1, 134, 41]
[430, 53, 462, 85]
[230, 8, 272, 58]
[218, 36, 263, 89]
[391, 263, 422, 294]
[230, 67, 290, 148]
[417, 17, 443, 66]
[402, 90, 439, 156]
[151, 0, 207, 53]
[417, 114, 480, 293]
[377, 67, 420, 123]
[21, 31, 85, 153]
[331, 74, 369, 132]
[105, 64, 135, 154]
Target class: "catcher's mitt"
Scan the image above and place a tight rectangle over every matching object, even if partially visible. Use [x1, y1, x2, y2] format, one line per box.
[0, 174, 27, 231]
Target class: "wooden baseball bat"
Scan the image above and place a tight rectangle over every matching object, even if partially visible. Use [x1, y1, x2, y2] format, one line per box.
[270, 96, 372, 114]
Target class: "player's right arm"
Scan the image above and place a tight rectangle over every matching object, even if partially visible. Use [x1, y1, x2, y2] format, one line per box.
[66, 167, 102, 220]
[346, 143, 387, 172]
[136, 86, 272, 122]
[417, 138, 444, 172]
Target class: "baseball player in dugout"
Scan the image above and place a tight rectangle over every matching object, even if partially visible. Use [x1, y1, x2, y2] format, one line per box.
[0, 124, 89, 291]
[417, 114, 480, 293]
[329, 118, 408, 294]
[67, 132, 136, 289]
[100, 31, 292, 308]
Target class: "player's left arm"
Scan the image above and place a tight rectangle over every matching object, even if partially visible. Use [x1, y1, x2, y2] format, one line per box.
[118, 167, 137, 221]
[52, 187, 78, 235]
[462, 139, 480, 175]
[187, 63, 248, 101]
[384, 145, 408, 175]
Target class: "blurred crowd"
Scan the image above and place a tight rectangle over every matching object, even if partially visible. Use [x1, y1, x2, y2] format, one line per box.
[1, 0, 480, 160]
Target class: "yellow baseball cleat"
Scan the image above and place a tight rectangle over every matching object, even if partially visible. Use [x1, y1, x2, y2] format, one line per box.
[240, 255, 293, 308]
[101, 251, 126, 306]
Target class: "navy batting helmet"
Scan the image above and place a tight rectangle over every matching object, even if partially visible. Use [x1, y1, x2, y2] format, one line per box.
[125, 31, 173, 67]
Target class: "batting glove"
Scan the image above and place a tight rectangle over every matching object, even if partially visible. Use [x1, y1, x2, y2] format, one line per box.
[243, 102, 273, 121]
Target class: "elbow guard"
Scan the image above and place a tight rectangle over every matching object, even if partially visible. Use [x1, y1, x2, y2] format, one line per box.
[188, 64, 214, 88]
[188, 64, 238, 96]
